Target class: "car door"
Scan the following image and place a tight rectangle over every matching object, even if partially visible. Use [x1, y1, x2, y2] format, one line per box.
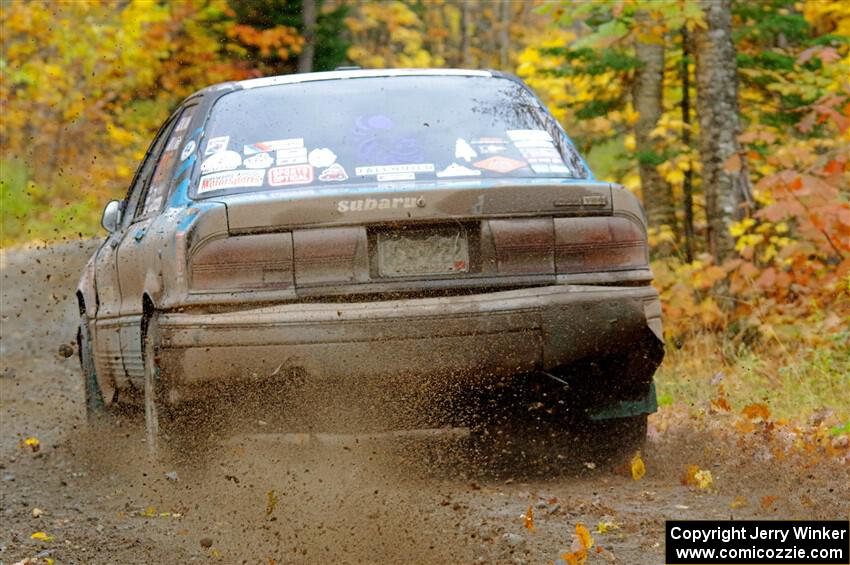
[92, 117, 183, 395]
[115, 105, 196, 385]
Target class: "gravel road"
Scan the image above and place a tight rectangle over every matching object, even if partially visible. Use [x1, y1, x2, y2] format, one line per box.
[1, 241, 847, 564]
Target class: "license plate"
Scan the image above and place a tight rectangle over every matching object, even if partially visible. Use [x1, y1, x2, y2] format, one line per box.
[377, 227, 470, 277]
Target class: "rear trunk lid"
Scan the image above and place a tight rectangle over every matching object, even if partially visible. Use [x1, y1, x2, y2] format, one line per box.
[211, 179, 612, 232]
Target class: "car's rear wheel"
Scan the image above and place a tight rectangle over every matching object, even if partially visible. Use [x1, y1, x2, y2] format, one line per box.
[142, 311, 173, 458]
[78, 315, 106, 424]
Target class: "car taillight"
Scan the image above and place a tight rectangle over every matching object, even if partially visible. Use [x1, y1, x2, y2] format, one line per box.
[189, 233, 293, 291]
[555, 217, 647, 273]
[487, 218, 555, 274]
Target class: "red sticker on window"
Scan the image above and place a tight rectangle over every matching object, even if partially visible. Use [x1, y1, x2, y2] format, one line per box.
[268, 164, 314, 186]
[473, 156, 526, 173]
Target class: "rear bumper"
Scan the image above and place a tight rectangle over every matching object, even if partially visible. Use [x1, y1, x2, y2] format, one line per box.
[159, 284, 663, 388]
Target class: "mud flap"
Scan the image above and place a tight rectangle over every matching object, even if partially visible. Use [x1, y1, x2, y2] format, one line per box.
[588, 381, 657, 421]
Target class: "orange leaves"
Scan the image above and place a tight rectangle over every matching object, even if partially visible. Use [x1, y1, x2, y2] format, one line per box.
[561, 523, 595, 565]
[742, 403, 771, 422]
[681, 465, 713, 490]
[523, 505, 535, 532]
[229, 24, 303, 59]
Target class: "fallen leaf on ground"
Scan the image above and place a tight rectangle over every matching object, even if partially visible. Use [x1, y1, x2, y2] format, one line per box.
[630, 452, 646, 480]
[742, 403, 771, 422]
[266, 490, 278, 516]
[20, 437, 40, 453]
[523, 505, 535, 532]
[730, 496, 748, 509]
[761, 495, 779, 509]
[682, 465, 713, 489]
[596, 521, 620, 534]
[30, 531, 53, 542]
[561, 523, 594, 565]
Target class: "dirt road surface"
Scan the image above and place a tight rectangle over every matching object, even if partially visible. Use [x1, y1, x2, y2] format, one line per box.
[1, 242, 847, 564]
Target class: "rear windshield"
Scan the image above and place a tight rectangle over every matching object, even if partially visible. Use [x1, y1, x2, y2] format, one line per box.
[193, 75, 588, 198]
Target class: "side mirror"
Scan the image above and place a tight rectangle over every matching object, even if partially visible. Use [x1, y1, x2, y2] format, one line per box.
[101, 200, 123, 233]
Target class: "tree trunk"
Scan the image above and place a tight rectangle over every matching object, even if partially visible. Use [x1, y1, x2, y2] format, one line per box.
[694, 0, 751, 262]
[298, 0, 316, 73]
[499, 0, 510, 69]
[633, 11, 676, 250]
[460, 0, 471, 67]
[681, 27, 695, 262]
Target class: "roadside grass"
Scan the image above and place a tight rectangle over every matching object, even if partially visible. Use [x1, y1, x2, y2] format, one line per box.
[654, 330, 850, 424]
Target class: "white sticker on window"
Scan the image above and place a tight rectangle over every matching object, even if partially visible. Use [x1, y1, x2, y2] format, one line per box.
[308, 148, 337, 168]
[180, 140, 196, 161]
[243, 152, 274, 169]
[174, 114, 192, 132]
[507, 130, 554, 142]
[518, 147, 561, 160]
[165, 135, 183, 152]
[244, 138, 304, 155]
[377, 172, 415, 182]
[205, 136, 229, 155]
[276, 147, 308, 165]
[455, 139, 477, 162]
[436, 163, 482, 178]
[200, 150, 242, 174]
[268, 165, 314, 187]
[355, 164, 434, 176]
[512, 139, 556, 149]
[198, 170, 265, 193]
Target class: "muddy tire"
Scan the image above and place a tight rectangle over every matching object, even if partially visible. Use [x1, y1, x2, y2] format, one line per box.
[78, 315, 106, 424]
[142, 311, 173, 458]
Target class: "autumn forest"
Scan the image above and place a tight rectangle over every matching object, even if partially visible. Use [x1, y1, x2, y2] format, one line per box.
[1, 0, 848, 430]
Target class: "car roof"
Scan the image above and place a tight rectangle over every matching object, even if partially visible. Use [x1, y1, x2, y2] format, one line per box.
[238, 68, 493, 89]
[190, 68, 500, 100]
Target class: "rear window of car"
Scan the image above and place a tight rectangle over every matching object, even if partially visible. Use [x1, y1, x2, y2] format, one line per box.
[192, 75, 588, 198]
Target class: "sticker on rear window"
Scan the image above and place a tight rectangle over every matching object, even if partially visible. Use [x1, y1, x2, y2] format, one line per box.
[308, 148, 337, 168]
[243, 152, 274, 169]
[355, 164, 434, 176]
[507, 129, 553, 142]
[200, 150, 241, 174]
[377, 172, 415, 182]
[436, 163, 481, 178]
[531, 163, 570, 174]
[319, 163, 348, 182]
[473, 156, 526, 173]
[165, 135, 183, 152]
[198, 170, 265, 193]
[512, 139, 555, 149]
[244, 138, 303, 155]
[455, 139, 477, 162]
[276, 147, 308, 165]
[180, 140, 196, 161]
[205, 136, 229, 155]
[268, 164, 313, 186]
[518, 146, 562, 160]
[174, 114, 192, 132]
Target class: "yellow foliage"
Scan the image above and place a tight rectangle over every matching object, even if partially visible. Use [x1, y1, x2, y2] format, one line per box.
[630, 451, 646, 480]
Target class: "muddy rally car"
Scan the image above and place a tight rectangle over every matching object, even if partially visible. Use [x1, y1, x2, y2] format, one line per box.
[76, 69, 664, 457]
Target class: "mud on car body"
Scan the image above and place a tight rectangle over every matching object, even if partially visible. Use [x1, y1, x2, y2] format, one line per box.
[76, 69, 664, 455]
